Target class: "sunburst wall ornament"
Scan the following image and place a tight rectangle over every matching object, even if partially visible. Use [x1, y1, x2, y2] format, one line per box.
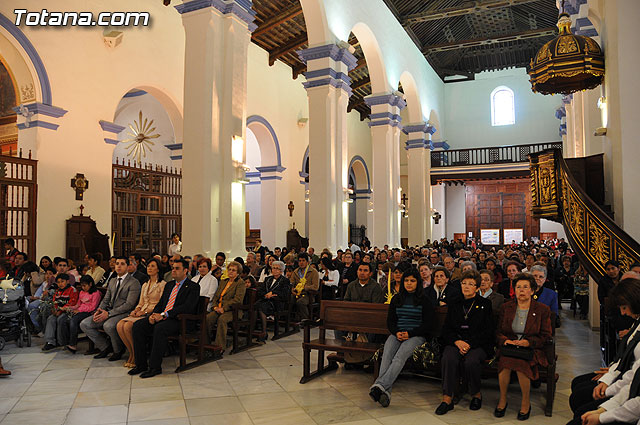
[123, 111, 160, 162]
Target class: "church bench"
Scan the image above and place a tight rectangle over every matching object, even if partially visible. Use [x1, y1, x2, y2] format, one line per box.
[230, 288, 259, 354]
[299, 300, 389, 384]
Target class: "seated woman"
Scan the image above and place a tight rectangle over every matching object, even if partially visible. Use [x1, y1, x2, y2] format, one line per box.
[206, 261, 246, 351]
[426, 266, 461, 307]
[319, 257, 339, 300]
[498, 261, 522, 300]
[573, 264, 590, 319]
[418, 262, 432, 288]
[192, 257, 218, 309]
[437, 270, 494, 415]
[258, 255, 276, 283]
[567, 278, 640, 425]
[86, 253, 105, 287]
[485, 258, 504, 286]
[479, 269, 505, 314]
[255, 260, 290, 342]
[116, 258, 166, 368]
[530, 265, 559, 316]
[369, 267, 434, 407]
[495, 273, 552, 421]
[63, 275, 101, 353]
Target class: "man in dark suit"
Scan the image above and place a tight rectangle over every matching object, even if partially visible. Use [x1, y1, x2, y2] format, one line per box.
[128, 256, 149, 285]
[130, 258, 199, 378]
[80, 256, 141, 360]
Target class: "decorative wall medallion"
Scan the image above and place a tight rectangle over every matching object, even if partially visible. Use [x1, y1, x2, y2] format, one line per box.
[20, 83, 35, 102]
[123, 111, 160, 162]
[537, 43, 551, 63]
[71, 173, 89, 200]
[588, 219, 610, 266]
[557, 36, 578, 54]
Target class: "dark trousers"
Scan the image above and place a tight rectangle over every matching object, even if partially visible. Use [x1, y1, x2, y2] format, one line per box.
[567, 372, 610, 423]
[132, 318, 180, 371]
[59, 312, 92, 346]
[441, 345, 487, 397]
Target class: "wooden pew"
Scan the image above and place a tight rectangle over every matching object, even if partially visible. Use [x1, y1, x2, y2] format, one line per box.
[230, 288, 258, 354]
[300, 301, 389, 384]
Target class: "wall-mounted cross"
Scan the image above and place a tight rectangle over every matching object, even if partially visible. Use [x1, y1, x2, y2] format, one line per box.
[71, 173, 89, 201]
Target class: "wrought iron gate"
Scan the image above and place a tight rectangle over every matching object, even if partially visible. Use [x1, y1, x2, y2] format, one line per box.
[112, 159, 181, 257]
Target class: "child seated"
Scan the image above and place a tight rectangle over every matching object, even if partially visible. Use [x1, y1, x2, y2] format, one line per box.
[63, 275, 101, 353]
[42, 273, 78, 351]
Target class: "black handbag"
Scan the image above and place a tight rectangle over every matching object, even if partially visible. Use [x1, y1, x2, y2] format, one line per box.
[501, 344, 534, 361]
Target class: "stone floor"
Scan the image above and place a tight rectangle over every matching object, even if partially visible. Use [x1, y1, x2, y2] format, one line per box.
[0, 306, 600, 425]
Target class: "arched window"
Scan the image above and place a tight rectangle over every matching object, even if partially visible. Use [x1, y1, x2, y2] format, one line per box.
[491, 86, 515, 126]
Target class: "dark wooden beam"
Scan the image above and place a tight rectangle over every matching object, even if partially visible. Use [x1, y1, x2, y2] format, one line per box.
[292, 63, 306, 79]
[269, 33, 308, 66]
[348, 99, 365, 113]
[349, 58, 367, 74]
[423, 27, 556, 54]
[381, 0, 422, 49]
[351, 76, 371, 91]
[404, 0, 544, 25]
[252, 3, 303, 38]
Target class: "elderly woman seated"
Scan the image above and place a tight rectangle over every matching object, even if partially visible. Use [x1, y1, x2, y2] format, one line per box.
[529, 264, 559, 317]
[479, 269, 505, 314]
[436, 270, 495, 415]
[495, 273, 552, 421]
[254, 260, 290, 342]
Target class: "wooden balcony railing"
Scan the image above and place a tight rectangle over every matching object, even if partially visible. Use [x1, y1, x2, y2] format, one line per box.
[431, 142, 563, 168]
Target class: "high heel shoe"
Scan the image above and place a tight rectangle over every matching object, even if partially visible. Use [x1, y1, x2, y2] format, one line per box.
[517, 405, 531, 421]
[494, 402, 508, 418]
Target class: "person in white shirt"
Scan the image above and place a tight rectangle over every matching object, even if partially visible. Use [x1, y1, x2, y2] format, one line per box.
[319, 257, 340, 299]
[191, 258, 218, 311]
[168, 233, 182, 256]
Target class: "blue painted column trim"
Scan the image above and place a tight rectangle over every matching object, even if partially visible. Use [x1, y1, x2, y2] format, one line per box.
[246, 115, 284, 168]
[297, 44, 357, 96]
[165, 143, 184, 151]
[17, 120, 59, 131]
[175, 0, 257, 31]
[99, 120, 125, 134]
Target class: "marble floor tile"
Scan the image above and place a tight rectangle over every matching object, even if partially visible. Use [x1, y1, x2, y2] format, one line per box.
[80, 376, 132, 392]
[265, 365, 331, 391]
[248, 407, 316, 425]
[239, 391, 298, 411]
[0, 381, 32, 397]
[184, 396, 245, 417]
[223, 367, 272, 382]
[254, 352, 302, 367]
[181, 381, 236, 399]
[0, 398, 19, 415]
[25, 379, 84, 396]
[85, 366, 128, 379]
[188, 412, 253, 425]
[127, 400, 187, 422]
[229, 377, 284, 395]
[130, 385, 183, 403]
[216, 357, 262, 371]
[73, 389, 131, 407]
[11, 392, 77, 413]
[1, 407, 70, 425]
[45, 357, 93, 370]
[377, 411, 449, 425]
[305, 402, 374, 424]
[130, 373, 179, 388]
[289, 387, 351, 407]
[64, 405, 129, 425]
[128, 419, 189, 425]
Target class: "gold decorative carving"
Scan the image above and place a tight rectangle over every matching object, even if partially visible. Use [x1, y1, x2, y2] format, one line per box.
[617, 245, 635, 273]
[557, 36, 579, 54]
[588, 219, 610, 266]
[123, 111, 160, 162]
[584, 37, 601, 54]
[537, 42, 552, 63]
[20, 83, 35, 102]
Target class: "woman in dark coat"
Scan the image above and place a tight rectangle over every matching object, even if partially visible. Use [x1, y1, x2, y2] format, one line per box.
[436, 270, 494, 415]
[495, 273, 552, 421]
[254, 260, 290, 342]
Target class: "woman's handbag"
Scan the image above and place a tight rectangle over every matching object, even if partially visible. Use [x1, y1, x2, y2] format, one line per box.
[500, 343, 534, 361]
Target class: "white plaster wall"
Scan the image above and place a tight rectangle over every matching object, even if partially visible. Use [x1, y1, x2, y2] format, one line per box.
[445, 184, 466, 239]
[1, 0, 186, 258]
[245, 128, 261, 229]
[444, 68, 560, 149]
[431, 184, 445, 241]
[540, 218, 567, 240]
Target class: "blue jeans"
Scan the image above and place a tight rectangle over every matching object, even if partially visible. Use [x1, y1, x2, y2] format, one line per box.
[27, 300, 42, 330]
[372, 334, 425, 395]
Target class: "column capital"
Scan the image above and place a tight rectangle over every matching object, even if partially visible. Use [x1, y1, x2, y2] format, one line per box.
[366, 92, 405, 129]
[175, 0, 257, 31]
[99, 119, 125, 146]
[297, 44, 357, 96]
[13, 102, 67, 131]
[297, 44, 358, 70]
[404, 121, 436, 150]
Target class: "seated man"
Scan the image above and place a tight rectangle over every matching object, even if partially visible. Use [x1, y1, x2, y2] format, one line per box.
[337, 262, 384, 340]
[130, 259, 199, 378]
[80, 256, 141, 360]
[291, 253, 319, 321]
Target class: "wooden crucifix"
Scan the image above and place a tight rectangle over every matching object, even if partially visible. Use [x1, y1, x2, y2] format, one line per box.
[71, 173, 89, 200]
[288, 201, 295, 217]
[401, 193, 408, 218]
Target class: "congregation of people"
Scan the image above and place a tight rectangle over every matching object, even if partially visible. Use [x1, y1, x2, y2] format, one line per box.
[3, 233, 640, 424]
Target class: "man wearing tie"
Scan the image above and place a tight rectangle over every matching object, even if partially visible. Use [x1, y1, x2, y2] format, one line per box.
[130, 258, 199, 378]
[80, 256, 141, 360]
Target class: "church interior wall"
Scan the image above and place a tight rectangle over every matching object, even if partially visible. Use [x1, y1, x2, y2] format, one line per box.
[444, 184, 466, 240]
[540, 218, 566, 240]
[444, 68, 561, 150]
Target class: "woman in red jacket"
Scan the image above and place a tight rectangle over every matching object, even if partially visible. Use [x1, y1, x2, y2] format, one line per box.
[494, 273, 552, 421]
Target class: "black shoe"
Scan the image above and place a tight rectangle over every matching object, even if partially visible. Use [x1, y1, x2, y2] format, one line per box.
[517, 406, 531, 421]
[531, 379, 541, 389]
[128, 367, 145, 376]
[435, 402, 454, 415]
[65, 346, 77, 354]
[94, 347, 113, 359]
[470, 397, 482, 410]
[378, 392, 390, 408]
[84, 347, 100, 355]
[494, 402, 508, 418]
[41, 343, 56, 352]
[140, 368, 162, 379]
[108, 350, 125, 361]
[369, 386, 382, 403]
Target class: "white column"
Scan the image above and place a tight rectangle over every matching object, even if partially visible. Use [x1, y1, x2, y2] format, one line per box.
[366, 93, 406, 248]
[177, 0, 255, 259]
[403, 122, 434, 246]
[257, 166, 286, 248]
[298, 44, 357, 252]
[14, 103, 68, 158]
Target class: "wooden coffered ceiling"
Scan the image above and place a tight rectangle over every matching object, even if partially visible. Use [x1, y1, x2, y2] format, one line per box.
[167, 0, 560, 119]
